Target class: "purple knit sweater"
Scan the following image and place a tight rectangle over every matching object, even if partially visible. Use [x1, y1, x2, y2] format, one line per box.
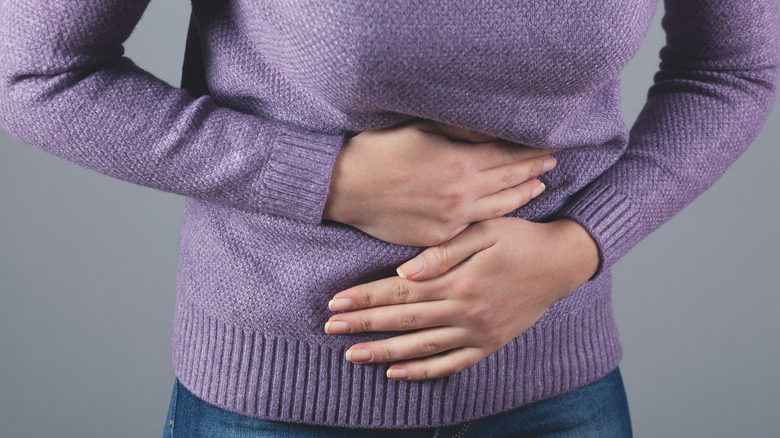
[1, 0, 777, 428]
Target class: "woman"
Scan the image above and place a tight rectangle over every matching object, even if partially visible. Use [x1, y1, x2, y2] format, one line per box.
[0, 0, 777, 437]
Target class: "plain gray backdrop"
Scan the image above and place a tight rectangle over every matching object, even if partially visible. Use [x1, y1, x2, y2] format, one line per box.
[1, 2, 778, 437]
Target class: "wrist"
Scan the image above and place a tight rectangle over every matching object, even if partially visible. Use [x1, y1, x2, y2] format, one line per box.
[548, 218, 600, 294]
[322, 142, 357, 225]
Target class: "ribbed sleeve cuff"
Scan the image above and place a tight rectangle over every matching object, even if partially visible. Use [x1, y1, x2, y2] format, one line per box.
[556, 183, 642, 276]
[259, 125, 344, 224]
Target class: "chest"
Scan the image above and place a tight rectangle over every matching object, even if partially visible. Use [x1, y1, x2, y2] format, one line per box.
[228, 1, 658, 108]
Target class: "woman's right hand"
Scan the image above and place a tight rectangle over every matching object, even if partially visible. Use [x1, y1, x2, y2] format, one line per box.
[323, 119, 558, 247]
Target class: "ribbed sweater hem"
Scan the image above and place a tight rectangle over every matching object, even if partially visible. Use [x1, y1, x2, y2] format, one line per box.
[170, 276, 622, 429]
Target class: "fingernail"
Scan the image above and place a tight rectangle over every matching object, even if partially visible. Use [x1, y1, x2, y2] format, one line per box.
[532, 182, 546, 198]
[386, 368, 410, 380]
[345, 348, 372, 363]
[397, 257, 425, 279]
[542, 157, 557, 172]
[328, 298, 354, 311]
[324, 321, 351, 334]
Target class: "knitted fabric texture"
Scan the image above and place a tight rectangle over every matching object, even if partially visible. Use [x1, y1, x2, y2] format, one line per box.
[1, 0, 777, 428]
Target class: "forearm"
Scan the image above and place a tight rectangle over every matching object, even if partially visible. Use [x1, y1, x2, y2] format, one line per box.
[546, 218, 600, 295]
[0, 0, 343, 222]
[558, 0, 779, 273]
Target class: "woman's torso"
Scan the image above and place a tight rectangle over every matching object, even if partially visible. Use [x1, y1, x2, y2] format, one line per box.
[172, 0, 657, 428]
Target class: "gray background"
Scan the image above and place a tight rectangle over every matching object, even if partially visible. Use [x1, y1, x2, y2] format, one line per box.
[1, 1, 778, 437]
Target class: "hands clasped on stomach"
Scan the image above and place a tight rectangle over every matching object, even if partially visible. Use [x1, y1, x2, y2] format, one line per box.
[323, 119, 599, 381]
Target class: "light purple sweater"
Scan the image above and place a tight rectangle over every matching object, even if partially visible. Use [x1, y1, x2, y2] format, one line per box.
[1, 0, 777, 428]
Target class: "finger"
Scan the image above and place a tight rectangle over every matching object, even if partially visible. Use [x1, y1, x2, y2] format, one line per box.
[468, 142, 561, 172]
[344, 327, 468, 364]
[466, 178, 546, 224]
[396, 224, 494, 281]
[412, 119, 561, 170]
[329, 275, 448, 311]
[414, 119, 499, 143]
[475, 155, 556, 196]
[325, 302, 454, 334]
[386, 347, 485, 381]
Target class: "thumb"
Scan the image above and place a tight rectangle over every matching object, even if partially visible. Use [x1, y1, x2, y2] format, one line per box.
[396, 224, 494, 281]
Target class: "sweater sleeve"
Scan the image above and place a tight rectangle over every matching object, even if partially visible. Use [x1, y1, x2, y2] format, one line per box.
[556, 0, 779, 275]
[0, 0, 344, 224]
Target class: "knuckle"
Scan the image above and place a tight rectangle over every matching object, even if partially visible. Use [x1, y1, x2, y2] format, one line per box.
[453, 277, 479, 297]
[464, 303, 490, 323]
[445, 186, 468, 208]
[503, 145, 519, 162]
[381, 345, 395, 362]
[358, 285, 374, 308]
[438, 205, 459, 225]
[419, 339, 440, 356]
[391, 279, 413, 304]
[430, 241, 452, 267]
[398, 312, 419, 330]
[501, 167, 515, 187]
[358, 314, 373, 332]
[448, 153, 471, 176]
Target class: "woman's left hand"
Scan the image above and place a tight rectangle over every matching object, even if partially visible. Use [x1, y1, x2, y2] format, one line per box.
[324, 217, 600, 381]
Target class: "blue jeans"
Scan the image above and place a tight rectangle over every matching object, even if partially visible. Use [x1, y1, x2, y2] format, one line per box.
[163, 367, 632, 437]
